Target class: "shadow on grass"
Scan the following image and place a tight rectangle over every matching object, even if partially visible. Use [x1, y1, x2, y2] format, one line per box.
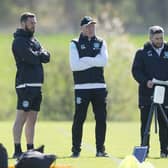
[147, 156, 161, 160]
[117, 156, 162, 160]
[57, 156, 107, 159]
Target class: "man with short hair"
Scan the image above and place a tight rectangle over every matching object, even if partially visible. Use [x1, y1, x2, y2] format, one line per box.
[132, 25, 168, 157]
[12, 12, 50, 158]
[69, 16, 108, 157]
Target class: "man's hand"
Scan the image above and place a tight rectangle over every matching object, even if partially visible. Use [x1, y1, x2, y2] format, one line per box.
[147, 80, 154, 88]
[39, 50, 50, 63]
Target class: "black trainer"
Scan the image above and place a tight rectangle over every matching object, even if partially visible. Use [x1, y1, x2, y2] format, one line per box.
[160, 152, 167, 158]
[12, 152, 22, 159]
[96, 151, 109, 157]
[34, 145, 45, 153]
[70, 152, 80, 158]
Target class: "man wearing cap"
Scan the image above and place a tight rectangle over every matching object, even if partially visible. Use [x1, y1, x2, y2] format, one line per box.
[132, 26, 168, 157]
[69, 16, 108, 157]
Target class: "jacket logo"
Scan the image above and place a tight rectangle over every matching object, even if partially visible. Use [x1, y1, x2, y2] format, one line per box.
[93, 42, 100, 50]
[163, 51, 168, 59]
[80, 44, 86, 50]
[147, 50, 153, 57]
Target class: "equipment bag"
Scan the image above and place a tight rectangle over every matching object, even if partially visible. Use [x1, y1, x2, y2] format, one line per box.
[0, 143, 8, 168]
[15, 150, 56, 168]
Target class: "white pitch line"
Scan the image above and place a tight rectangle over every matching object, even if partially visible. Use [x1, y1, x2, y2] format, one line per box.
[57, 127, 122, 164]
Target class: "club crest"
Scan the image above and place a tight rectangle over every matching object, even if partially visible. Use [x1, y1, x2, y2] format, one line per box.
[80, 44, 86, 50]
[147, 50, 153, 57]
[163, 51, 168, 59]
[76, 97, 82, 104]
[93, 42, 100, 49]
[22, 100, 29, 108]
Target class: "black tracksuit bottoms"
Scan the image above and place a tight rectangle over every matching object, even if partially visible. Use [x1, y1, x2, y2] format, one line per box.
[72, 88, 107, 153]
[140, 105, 168, 153]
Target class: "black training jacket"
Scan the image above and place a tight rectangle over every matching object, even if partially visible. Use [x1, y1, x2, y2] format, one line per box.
[72, 34, 104, 84]
[132, 42, 168, 106]
[12, 29, 50, 88]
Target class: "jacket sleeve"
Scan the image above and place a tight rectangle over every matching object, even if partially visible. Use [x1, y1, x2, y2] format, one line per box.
[132, 50, 148, 86]
[80, 40, 108, 67]
[35, 39, 50, 63]
[40, 50, 50, 63]
[13, 38, 41, 65]
[69, 42, 93, 71]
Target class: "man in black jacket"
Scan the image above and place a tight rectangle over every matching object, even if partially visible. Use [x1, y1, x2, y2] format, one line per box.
[132, 26, 168, 157]
[12, 12, 50, 158]
[69, 16, 108, 157]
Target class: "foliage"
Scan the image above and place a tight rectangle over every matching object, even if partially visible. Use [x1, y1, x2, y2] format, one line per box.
[0, 0, 167, 33]
[0, 33, 146, 121]
[106, 35, 138, 120]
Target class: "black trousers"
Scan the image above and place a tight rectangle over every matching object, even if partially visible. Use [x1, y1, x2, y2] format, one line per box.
[140, 105, 168, 153]
[72, 88, 107, 153]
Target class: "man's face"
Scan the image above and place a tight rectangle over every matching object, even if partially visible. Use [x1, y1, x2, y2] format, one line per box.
[82, 23, 96, 38]
[150, 33, 164, 48]
[22, 17, 37, 34]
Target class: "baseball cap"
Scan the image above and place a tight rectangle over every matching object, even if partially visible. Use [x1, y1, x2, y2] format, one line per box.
[149, 25, 164, 35]
[80, 16, 96, 26]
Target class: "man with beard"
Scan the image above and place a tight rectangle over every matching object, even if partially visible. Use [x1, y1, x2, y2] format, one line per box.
[132, 26, 168, 157]
[12, 12, 50, 158]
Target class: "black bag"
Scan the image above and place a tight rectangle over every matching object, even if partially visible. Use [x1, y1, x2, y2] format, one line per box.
[0, 143, 8, 168]
[15, 150, 56, 168]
